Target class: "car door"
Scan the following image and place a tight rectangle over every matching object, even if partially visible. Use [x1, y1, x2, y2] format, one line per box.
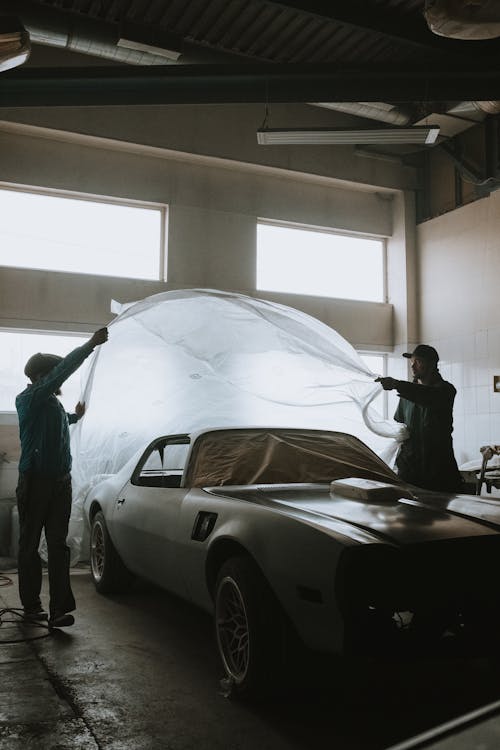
[111, 436, 190, 597]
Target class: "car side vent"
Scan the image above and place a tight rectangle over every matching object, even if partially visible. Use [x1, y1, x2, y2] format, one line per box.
[297, 585, 323, 604]
[191, 511, 218, 542]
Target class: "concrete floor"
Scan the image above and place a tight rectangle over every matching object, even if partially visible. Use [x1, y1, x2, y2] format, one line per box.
[1, 570, 500, 750]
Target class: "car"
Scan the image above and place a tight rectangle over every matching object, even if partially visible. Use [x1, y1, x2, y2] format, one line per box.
[84, 426, 500, 695]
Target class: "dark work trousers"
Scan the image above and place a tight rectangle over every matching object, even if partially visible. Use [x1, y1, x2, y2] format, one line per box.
[16, 472, 76, 617]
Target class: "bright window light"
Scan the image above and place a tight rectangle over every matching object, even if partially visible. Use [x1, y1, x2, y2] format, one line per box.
[0, 330, 88, 412]
[257, 221, 384, 301]
[0, 186, 165, 280]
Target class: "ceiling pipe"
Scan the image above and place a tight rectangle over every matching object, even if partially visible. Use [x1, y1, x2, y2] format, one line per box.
[424, 0, 500, 40]
[473, 101, 500, 115]
[310, 100, 495, 138]
[309, 101, 412, 126]
[1, 0, 245, 66]
[0, 15, 31, 72]
[446, 101, 488, 119]
[2, 0, 168, 65]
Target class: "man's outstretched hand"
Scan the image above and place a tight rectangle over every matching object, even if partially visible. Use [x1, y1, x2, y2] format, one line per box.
[89, 327, 109, 348]
[375, 376, 398, 391]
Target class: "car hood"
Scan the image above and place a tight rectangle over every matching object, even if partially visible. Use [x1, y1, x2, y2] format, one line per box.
[208, 483, 500, 546]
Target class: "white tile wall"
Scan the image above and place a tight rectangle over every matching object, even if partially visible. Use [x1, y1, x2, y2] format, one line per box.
[417, 193, 500, 468]
[426, 329, 500, 466]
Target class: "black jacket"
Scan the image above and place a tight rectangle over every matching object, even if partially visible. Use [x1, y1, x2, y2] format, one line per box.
[394, 375, 463, 493]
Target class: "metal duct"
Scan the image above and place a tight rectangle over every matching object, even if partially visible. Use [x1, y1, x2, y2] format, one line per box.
[2, 1, 168, 65]
[445, 100, 500, 124]
[312, 100, 498, 138]
[4, 0, 242, 66]
[446, 101, 488, 119]
[309, 101, 412, 126]
[424, 0, 500, 40]
[0, 16, 31, 72]
[474, 101, 500, 115]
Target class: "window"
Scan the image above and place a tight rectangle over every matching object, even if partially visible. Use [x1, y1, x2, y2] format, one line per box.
[0, 330, 88, 413]
[134, 437, 190, 488]
[0, 185, 165, 280]
[257, 221, 385, 301]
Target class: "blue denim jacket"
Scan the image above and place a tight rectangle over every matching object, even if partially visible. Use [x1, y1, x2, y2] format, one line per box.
[16, 342, 95, 477]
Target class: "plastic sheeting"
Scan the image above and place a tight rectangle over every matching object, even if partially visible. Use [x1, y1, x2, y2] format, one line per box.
[68, 289, 408, 560]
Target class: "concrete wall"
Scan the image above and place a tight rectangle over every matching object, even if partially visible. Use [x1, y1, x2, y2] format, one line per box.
[417, 190, 500, 465]
[0, 102, 419, 192]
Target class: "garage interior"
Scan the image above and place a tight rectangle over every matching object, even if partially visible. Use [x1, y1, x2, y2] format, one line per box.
[2, 1, 500, 748]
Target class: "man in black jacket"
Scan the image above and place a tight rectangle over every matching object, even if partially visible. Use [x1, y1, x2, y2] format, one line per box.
[376, 344, 463, 493]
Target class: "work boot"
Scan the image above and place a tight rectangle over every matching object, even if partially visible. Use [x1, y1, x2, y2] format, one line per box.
[48, 613, 75, 628]
[23, 607, 49, 622]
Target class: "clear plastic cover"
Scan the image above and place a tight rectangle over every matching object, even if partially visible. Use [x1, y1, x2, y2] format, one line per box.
[68, 289, 408, 559]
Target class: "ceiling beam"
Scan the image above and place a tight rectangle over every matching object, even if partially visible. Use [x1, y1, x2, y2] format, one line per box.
[1, 63, 500, 107]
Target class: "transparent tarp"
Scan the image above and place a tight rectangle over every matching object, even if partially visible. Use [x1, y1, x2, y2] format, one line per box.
[68, 289, 407, 560]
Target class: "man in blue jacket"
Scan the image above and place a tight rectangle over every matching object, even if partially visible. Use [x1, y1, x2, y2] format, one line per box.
[16, 327, 108, 628]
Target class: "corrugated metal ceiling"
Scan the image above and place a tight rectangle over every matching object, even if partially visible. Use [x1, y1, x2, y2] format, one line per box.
[6, 0, 500, 111]
[29, 0, 450, 64]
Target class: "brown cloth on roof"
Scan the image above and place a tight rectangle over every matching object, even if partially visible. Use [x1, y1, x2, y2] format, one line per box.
[186, 429, 399, 488]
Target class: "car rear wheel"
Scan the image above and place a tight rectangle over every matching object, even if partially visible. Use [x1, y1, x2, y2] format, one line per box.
[215, 555, 286, 696]
[90, 511, 132, 594]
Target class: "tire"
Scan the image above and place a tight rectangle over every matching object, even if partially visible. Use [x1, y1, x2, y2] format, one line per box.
[90, 511, 132, 594]
[214, 555, 287, 697]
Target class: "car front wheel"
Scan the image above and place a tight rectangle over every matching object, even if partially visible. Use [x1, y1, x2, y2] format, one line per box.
[215, 555, 286, 696]
[90, 510, 132, 594]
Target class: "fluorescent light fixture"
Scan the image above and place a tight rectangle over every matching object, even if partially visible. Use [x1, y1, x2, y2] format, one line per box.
[117, 37, 181, 61]
[117, 21, 182, 61]
[257, 126, 440, 145]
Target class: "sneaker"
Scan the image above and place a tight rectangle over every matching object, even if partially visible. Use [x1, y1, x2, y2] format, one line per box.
[48, 613, 75, 628]
[23, 608, 49, 622]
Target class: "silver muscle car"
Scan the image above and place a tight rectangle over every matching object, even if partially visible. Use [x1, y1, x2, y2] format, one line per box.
[84, 427, 500, 695]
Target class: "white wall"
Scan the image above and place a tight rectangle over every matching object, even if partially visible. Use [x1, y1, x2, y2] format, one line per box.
[417, 190, 500, 465]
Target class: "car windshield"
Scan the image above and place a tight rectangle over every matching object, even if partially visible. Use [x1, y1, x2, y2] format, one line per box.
[185, 429, 401, 488]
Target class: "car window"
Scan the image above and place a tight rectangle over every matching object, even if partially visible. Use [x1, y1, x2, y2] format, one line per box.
[135, 439, 190, 488]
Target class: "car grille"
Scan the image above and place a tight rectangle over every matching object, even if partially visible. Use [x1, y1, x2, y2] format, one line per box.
[337, 535, 500, 656]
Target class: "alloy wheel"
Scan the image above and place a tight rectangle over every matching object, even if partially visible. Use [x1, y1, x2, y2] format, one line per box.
[216, 575, 250, 683]
[90, 519, 105, 582]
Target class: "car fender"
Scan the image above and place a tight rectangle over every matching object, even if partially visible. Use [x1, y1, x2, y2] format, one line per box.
[204, 498, 352, 654]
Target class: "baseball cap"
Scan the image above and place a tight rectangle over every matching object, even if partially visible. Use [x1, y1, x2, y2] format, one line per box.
[24, 352, 63, 379]
[402, 344, 439, 363]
